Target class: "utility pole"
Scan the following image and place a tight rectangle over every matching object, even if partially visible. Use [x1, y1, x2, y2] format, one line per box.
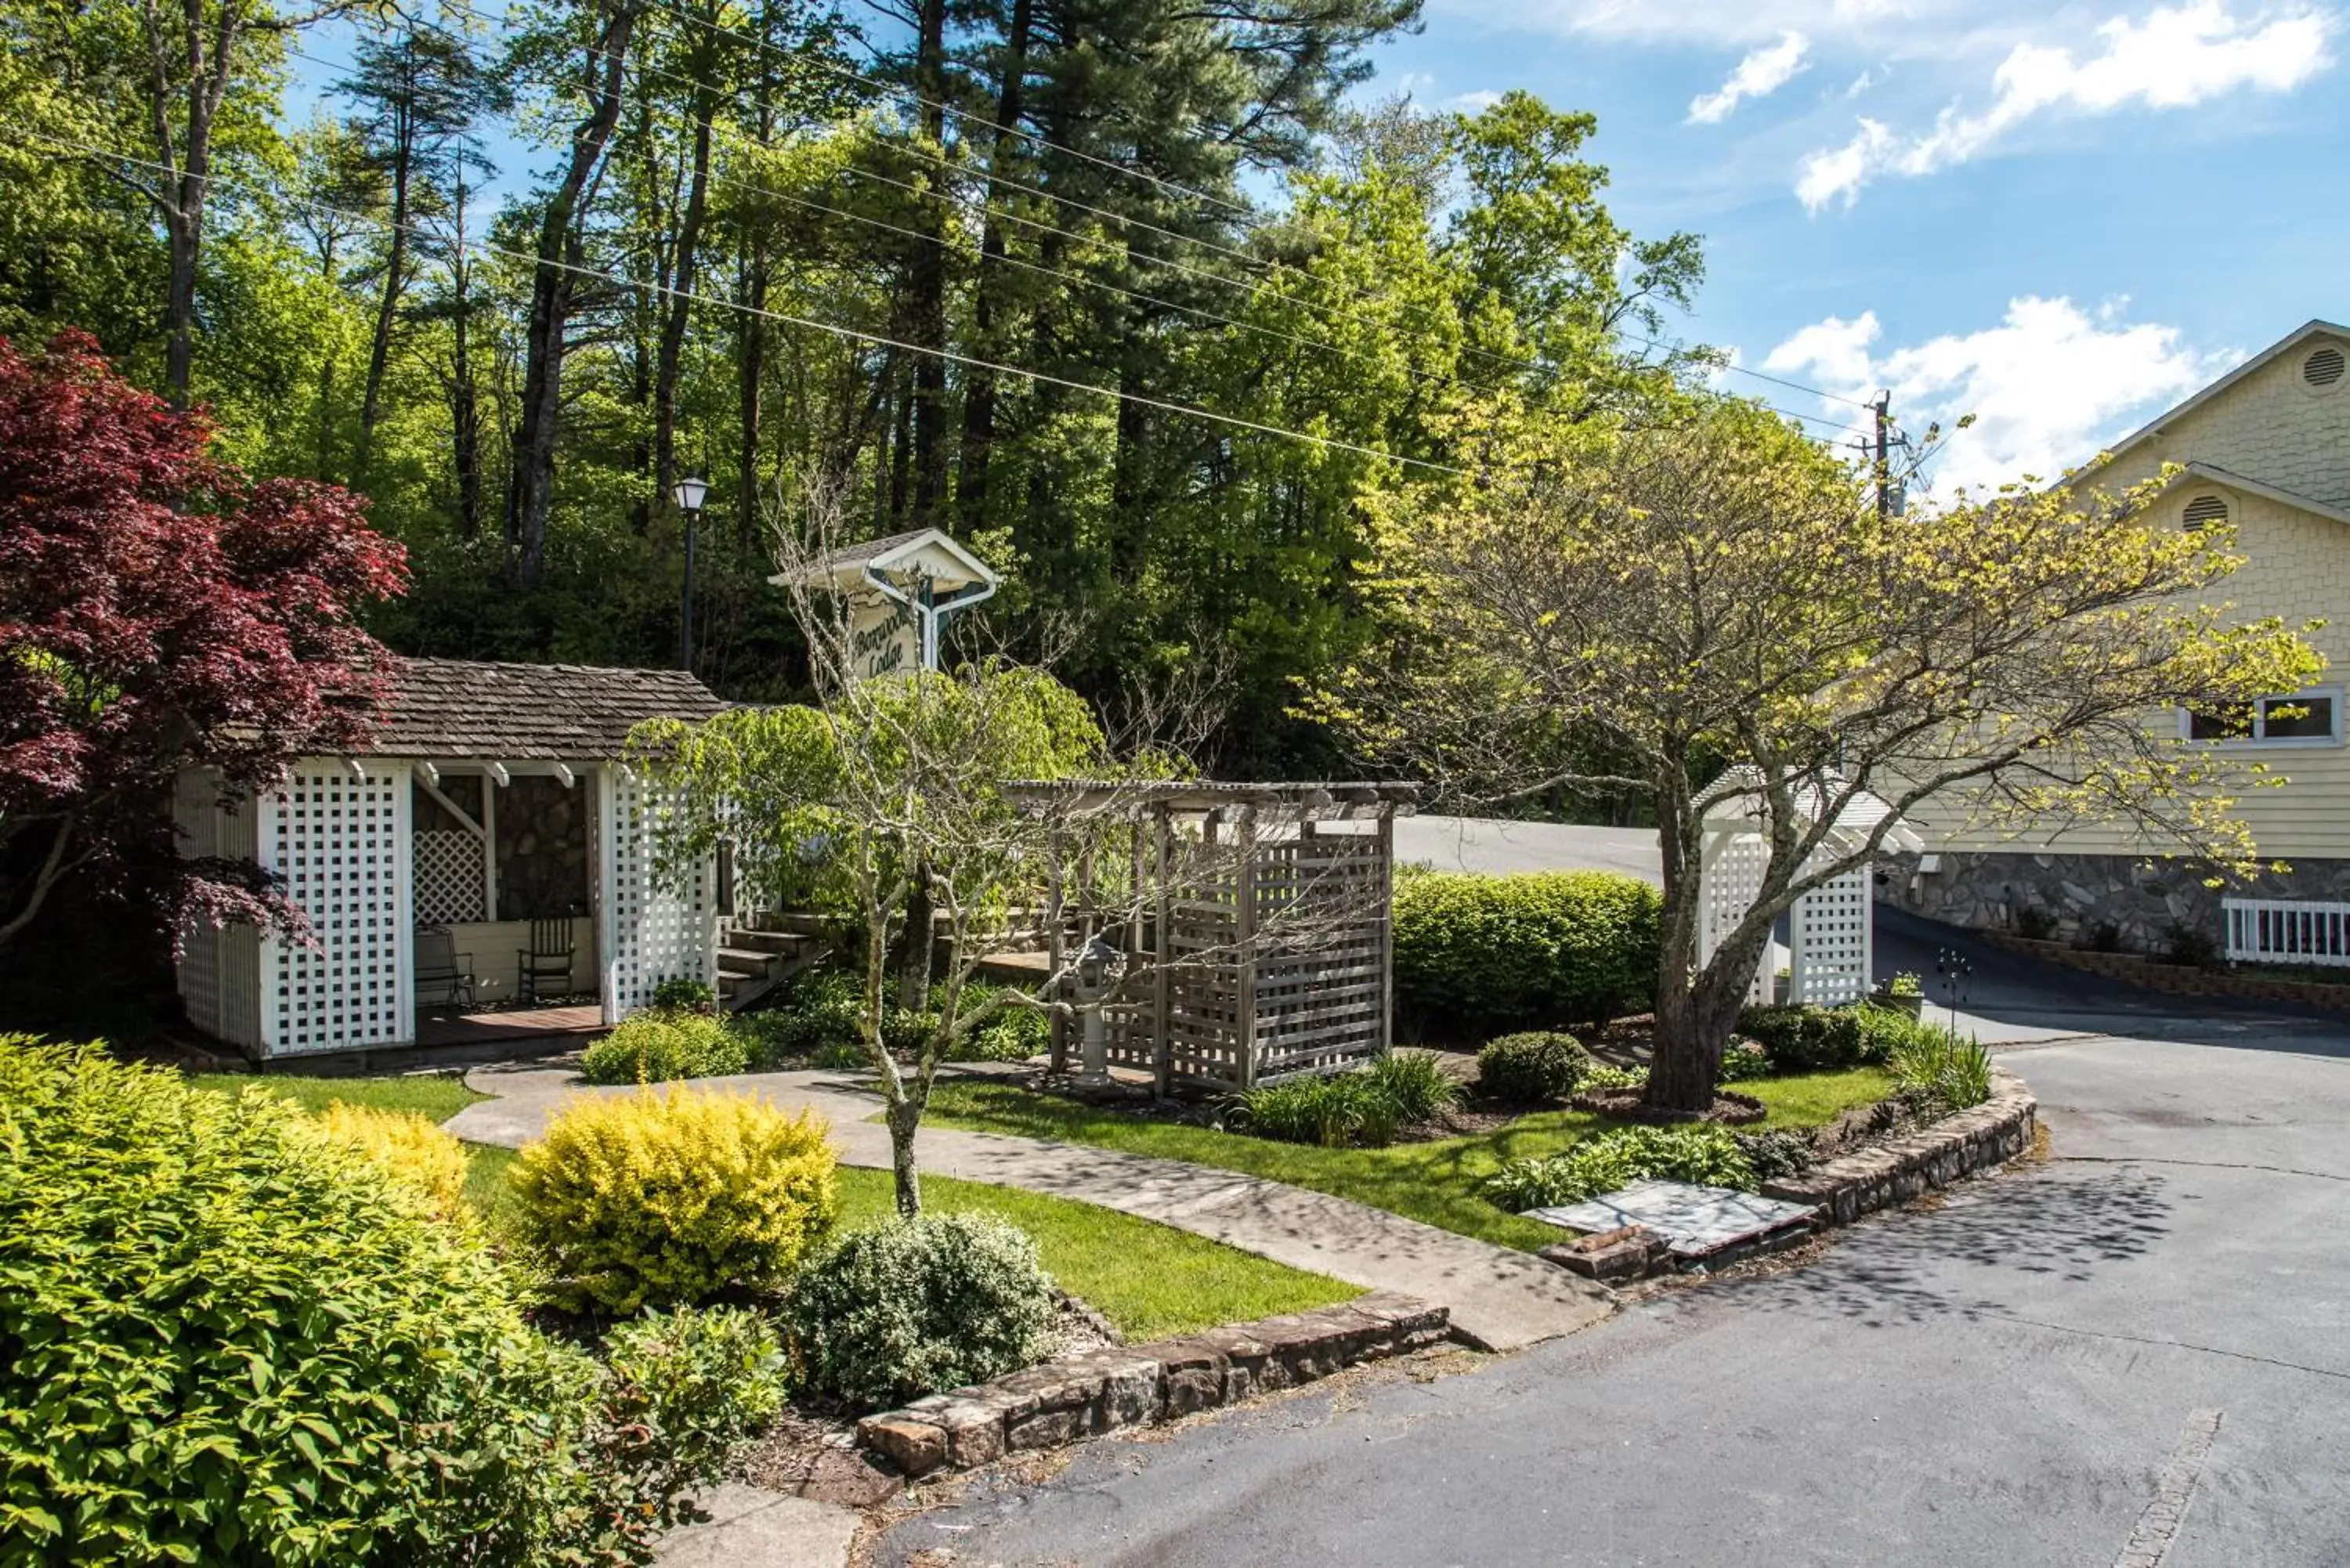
[1874, 391, 1893, 522]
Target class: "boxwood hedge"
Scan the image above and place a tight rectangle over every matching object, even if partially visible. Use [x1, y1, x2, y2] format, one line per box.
[1394, 871, 1663, 1040]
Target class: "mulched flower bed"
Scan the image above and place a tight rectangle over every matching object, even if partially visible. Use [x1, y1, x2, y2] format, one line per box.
[1567, 1086, 1766, 1125]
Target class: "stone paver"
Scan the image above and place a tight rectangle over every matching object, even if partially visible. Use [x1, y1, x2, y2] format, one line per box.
[446, 1063, 1614, 1353]
[652, 1484, 858, 1568]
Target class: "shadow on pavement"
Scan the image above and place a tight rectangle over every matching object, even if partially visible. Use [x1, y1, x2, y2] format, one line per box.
[1738, 1165, 2175, 1330]
[1873, 905, 2350, 1059]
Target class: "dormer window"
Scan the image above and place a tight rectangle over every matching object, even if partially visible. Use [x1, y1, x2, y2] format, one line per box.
[2181, 493, 2229, 531]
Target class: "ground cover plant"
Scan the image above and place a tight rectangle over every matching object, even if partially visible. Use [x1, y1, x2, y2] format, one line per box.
[580, 1010, 754, 1085]
[919, 1071, 1892, 1252]
[1481, 1124, 1756, 1211]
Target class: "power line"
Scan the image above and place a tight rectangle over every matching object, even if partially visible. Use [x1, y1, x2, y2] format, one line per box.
[24, 126, 1477, 476]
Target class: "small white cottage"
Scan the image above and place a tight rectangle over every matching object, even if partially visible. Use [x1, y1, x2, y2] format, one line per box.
[172, 659, 728, 1060]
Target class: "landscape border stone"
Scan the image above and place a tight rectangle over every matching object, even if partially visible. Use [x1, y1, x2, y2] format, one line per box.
[1759, 1066, 2036, 1226]
[1984, 931, 2350, 1013]
[855, 1292, 1449, 1479]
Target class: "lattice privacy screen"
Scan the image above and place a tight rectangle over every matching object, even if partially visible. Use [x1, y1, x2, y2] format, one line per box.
[598, 769, 716, 1022]
[1788, 864, 1872, 1006]
[1697, 828, 1772, 1006]
[262, 764, 412, 1054]
[414, 829, 487, 923]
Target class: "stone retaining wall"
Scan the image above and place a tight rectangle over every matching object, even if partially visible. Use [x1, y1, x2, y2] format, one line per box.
[857, 1292, 1449, 1479]
[1984, 933, 2350, 1013]
[1760, 1068, 2037, 1227]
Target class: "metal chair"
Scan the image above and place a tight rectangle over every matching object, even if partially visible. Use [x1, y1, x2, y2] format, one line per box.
[414, 925, 476, 1010]
[516, 916, 577, 1006]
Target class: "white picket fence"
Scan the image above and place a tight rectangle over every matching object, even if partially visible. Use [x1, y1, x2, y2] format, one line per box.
[2222, 898, 2350, 967]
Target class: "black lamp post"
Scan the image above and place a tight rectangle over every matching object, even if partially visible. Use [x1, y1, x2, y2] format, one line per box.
[672, 475, 708, 672]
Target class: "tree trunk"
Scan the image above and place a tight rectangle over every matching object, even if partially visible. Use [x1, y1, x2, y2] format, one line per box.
[508, 1, 642, 587]
[954, 0, 1032, 531]
[357, 85, 414, 479]
[885, 1097, 924, 1217]
[897, 867, 933, 1012]
[653, 90, 714, 522]
[736, 247, 767, 543]
[162, 176, 205, 408]
[906, 0, 951, 527]
[450, 262, 482, 536]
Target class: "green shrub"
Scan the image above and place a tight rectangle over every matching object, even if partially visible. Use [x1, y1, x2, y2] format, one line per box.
[580, 1010, 752, 1086]
[1477, 1031, 1592, 1103]
[1735, 1128, 1817, 1182]
[590, 1305, 789, 1530]
[1394, 871, 1662, 1038]
[512, 1088, 838, 1313]
[1886, 1028, 1994, 1117]
[953, 1003, 1050, 1063]
[785, 1214, 1055, 1408]
[1581, 1063, 1649, 1092]
[1482, 1125, 1757, 1211]
[1368, 1050, 1461, 1123]
[1737, 1005, 1881, 1071]
[0, 1039, 618, 1566]
[651, 976, 718, 1013]
[1227, 1072, 1401, 1149]
[313, 1100, 471, 1219]
[1716, 1042, 1775, 1082]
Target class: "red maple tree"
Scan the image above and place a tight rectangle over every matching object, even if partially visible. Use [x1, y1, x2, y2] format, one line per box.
[0, 331, 409, 952]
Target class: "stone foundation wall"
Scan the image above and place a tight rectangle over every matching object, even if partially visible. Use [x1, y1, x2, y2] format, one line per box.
[858, 1292, 1448, 1479]
[1762, 1068, 2037, 1226]
[1885, 850, 2350, 955]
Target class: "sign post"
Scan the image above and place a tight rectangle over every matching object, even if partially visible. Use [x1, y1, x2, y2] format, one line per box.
[771, 528, 1001, 678]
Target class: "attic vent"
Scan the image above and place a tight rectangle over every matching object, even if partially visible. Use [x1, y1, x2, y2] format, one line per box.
[2305, 345, 2347, 389]
[2182, 493, 2230, 530]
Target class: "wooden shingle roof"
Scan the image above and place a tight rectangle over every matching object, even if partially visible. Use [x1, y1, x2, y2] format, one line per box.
[362, 659, 727, 760]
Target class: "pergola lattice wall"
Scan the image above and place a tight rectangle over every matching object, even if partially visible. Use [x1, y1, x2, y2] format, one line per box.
[1696, 777, 1911, 1010]
[598, 769, 718, 1021]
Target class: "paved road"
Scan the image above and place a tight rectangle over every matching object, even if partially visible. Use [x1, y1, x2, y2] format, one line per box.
[871, 919, 2350, 1567]
[1395, 816, 1662, 883]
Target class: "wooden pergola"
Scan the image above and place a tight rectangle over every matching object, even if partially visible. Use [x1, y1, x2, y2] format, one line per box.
[1008, 780, 1419, 1094]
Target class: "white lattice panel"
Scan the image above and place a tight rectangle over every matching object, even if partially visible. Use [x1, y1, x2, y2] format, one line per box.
[1697, 828, 1771, 1004]
[598, 768, 716, 1022]
[260, 763, 413, 1054]
[1790, 864, 1872, 1006]
[414, 829, 487, 923]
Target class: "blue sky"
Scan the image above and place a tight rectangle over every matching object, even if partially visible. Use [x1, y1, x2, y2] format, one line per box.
[1370, 0, 2348, 492]
[281, 0, 2344, 494]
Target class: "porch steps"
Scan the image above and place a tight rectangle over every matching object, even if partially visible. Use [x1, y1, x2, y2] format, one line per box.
[717, 919, 828, 1013]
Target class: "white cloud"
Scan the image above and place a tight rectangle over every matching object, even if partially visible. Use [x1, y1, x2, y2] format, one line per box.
[1690, 32, 1813, 122]
[1431, 0, 1948, 48]
[1759, 296, 2237, 493]
[1452, 89, 1506, 112]
[1795, 2, 2336, 209]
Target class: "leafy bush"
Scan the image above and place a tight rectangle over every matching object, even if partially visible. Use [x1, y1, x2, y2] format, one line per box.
[651, 976, 718, 1013]
[785, 1213, 1055, 1409]
[1369, 1050, 1461, 1123]
[580, 1010, 753, 1086]
[1716, 1042, 1774, 1082]
[954, 1003, 1050, 1063]
[512, 1088, 838, 1313]
[1737, 1005, 1882, 1071]
[1886, 1028, 1994, 1117]
[1477, 1031, 1592, 1103]
[1481, 1125, 1757, 1211]
[1581, 1063, 1649, 1092]
[1227, 1072, 1402, 1149]
[590, 1305, 789, 1530]
[0, 1038, 630, 1566]
[1735, 1128, 1817, 1182]
[314, 1100, 470, 1219]
[2164, 919, 2220, 968]
[1887, 970, 1924, 999]
[2012, 905, 2059, 940]
[1393, 871, 1663, 1038]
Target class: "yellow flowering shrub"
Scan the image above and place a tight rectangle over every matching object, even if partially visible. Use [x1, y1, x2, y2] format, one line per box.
[315, 1101, 470, 1220]
[512, 1088, 838, 1313]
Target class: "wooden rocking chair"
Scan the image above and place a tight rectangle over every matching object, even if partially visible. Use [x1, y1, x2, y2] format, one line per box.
[516, 916, 577, 1006]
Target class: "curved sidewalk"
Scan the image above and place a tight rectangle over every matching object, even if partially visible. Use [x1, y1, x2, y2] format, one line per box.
[446, 1063, 1613, 1353]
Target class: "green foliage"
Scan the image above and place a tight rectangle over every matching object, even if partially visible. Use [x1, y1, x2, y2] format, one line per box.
[1716, 1042, 1775, 1082]
[2012, 905, 2060, 941]
[1477, 1031, 1593, 1104]
[1580, 1063, 1649, 1092]
[957, 1004, 1051, 1063]
[511, 1088, 838, 1313]
[1393, 872, 1662, 1037]
[580, 1010, 753, 1086]
[590, 1306, 790, 1526]
[1368, 1050, 1461, 1123]
[1887, 970, 1924, 999]
[1227, 1071, 1402, 1149]
[784, 1214, 1056, 1409]
[0, 1038, 617, 1566]
[1734, 1129, 1816, 1182]
[1481, 1125, 1757, 1212]
[1886, 1028, 1994, 1117]
[1737, 1006, 1890, 1072]
[651, 977, 718, 1013]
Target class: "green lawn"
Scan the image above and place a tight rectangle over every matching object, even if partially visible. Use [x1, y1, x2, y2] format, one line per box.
[190, 1070, 1352, 1342]
[920, 1068, 1897, 1253]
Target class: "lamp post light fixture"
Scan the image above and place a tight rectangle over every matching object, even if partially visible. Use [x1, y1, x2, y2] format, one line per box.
[1068, 931, 1129, 1089]
[672, 475, 709, 672]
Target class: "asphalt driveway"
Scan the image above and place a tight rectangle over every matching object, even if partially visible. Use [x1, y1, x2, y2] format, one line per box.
[870, 917, 2350, 1567]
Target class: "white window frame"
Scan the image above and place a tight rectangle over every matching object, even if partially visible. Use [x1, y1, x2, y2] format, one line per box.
[2178, 685, 2346, 749]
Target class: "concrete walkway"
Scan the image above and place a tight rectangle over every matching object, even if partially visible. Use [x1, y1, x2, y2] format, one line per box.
[446, 1061, 1614, 1355]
